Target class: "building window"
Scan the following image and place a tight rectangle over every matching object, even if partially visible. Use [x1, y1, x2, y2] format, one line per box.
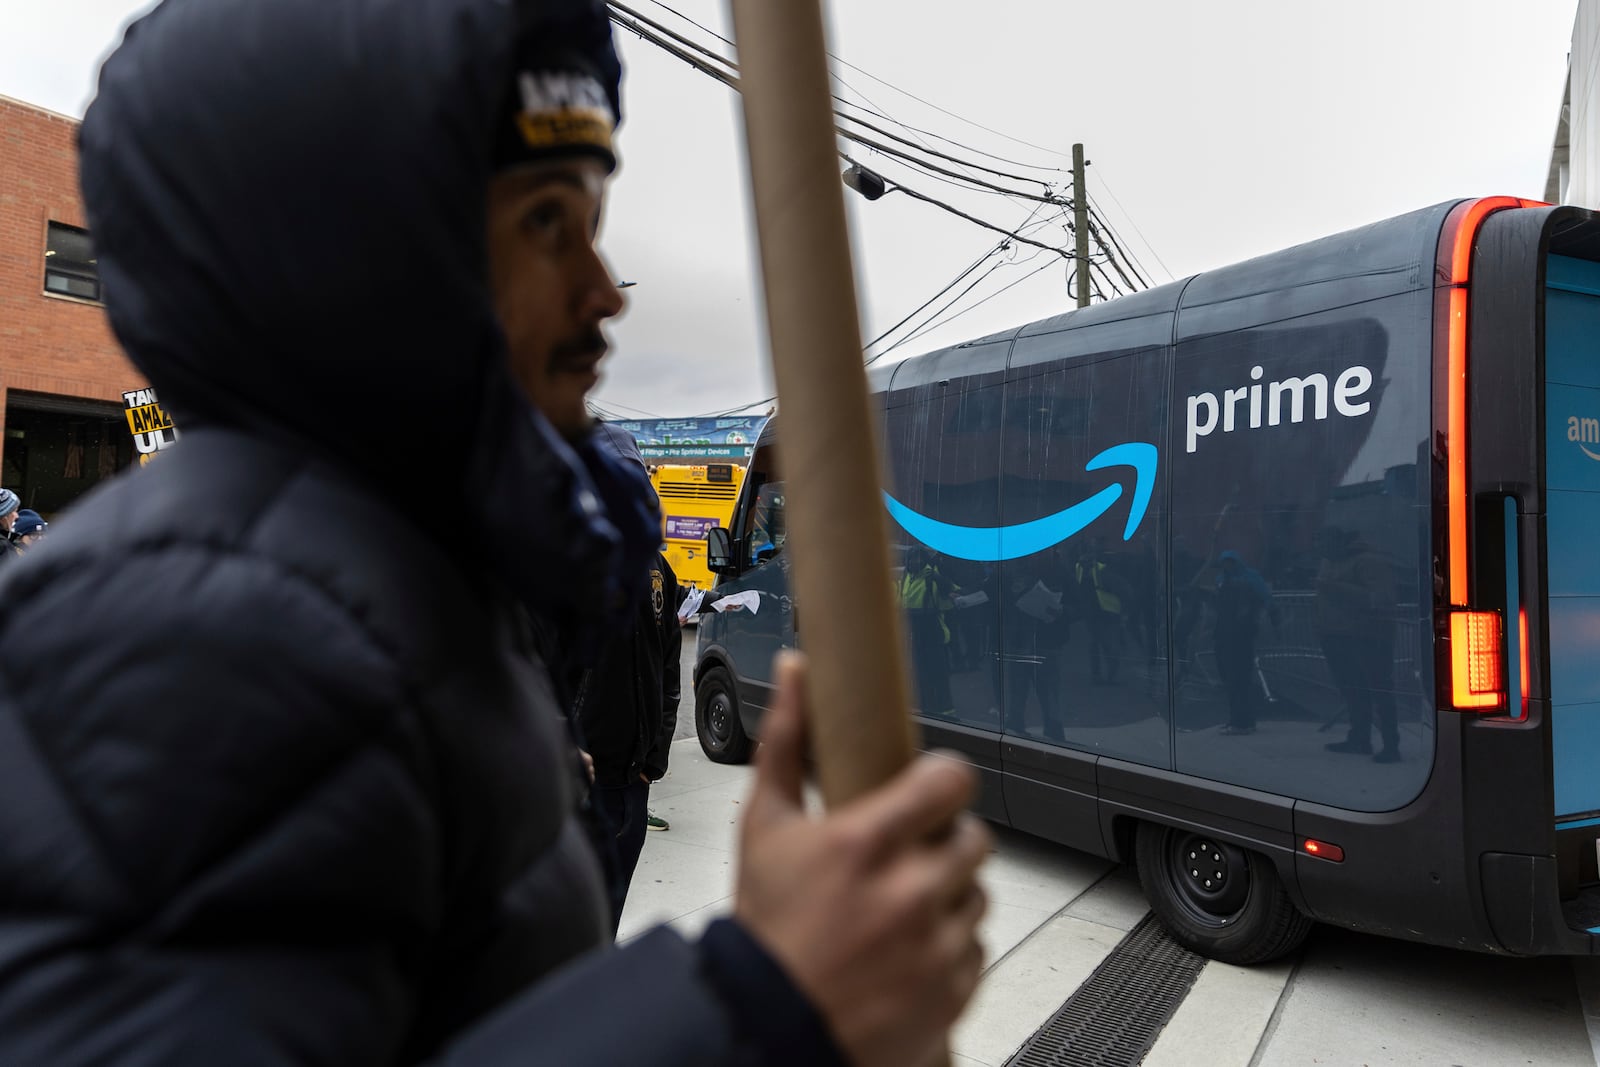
[43, 222, 101, 303]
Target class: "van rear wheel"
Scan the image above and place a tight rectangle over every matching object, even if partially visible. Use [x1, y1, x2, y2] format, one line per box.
[1135, 821, 1312, 965]
[696, 666, 752, 764]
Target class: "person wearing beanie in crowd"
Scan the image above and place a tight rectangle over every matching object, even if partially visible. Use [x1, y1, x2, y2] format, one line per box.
[0, 489, 20, 565]
[571, 423, 680, 930]
[0, 2, 989, 1066]
[10, 510, 47, 553]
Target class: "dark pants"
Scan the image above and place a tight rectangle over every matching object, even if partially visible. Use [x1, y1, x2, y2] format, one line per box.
[593, 778, 650, 934]
[1215, 625, 1259, 729]
[1003, 654, 1063, 739]
[907, 611, 953, 715]
[1085, 610, 1123, 683]
[1322, 632, 1399, 753]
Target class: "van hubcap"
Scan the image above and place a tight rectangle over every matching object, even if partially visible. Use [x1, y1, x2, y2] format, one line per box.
[707, 692, 733, 746]
[1168, 832, 1249, 924]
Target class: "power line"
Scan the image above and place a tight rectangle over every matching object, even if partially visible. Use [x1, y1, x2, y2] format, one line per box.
[844, 156, 1073, 260]
[610, 3, 1064, 208]
[874, 260, 1008, 358]
[609, 3, 737, 83]
[688, 394, 779, 419]
[682, 236, 1065, 417]
[833, 104, 1062, 201]
[864, 246, 1002, 356]
[609, 5, 1090, 268]
[1086, 201, 1152, 290]
[635, 0, 1068, 170]
[637, 0, 736, 49]
[1090, 168, 1176, 282]
[832, 98, 1068, 178]
[874, 216, 1066, 358]
[1089, 258, 1126, 299]
[864, 201, 1059, 356]
[611, 0, 1163, 298]
[611, 4, 1163, 405]
[589, 398, 670, 419]
[1088, 200, 1155, 289]
[888, 257, 1058, 356]
[813, 39, 1050, 221]
[841, 127, 1066, 205]
[1083, 212, 1141, 293]
[819, 40, 1066, 159]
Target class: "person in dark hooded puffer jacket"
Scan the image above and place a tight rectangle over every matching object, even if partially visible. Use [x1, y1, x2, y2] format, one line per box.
[0, 1, 991, 1065]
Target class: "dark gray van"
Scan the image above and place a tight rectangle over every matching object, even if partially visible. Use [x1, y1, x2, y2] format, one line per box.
[696, 198, 1600, 965]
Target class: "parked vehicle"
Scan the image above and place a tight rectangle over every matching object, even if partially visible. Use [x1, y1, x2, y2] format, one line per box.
[696, 197, 1600, 964]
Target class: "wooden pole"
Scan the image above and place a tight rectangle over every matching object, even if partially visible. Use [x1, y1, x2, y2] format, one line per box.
[725, 0, 915, 806]
[1073, 143, 1090, 308]
[728, 13, 960, 1061]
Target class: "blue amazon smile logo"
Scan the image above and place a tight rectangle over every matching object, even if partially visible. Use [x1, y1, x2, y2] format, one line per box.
[882, 442, 1158, 562]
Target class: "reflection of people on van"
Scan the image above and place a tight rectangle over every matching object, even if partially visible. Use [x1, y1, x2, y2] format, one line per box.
[1121, 534, 1162, 666]
[1002, 554, 1067, 739]
[948, 561, 995, 673]
[900, 546, 956, 717]
[1316, 527, 1400, 763]
[1075, 539, 1127, 685]
[1171, 534, 1210, 682]
[1213, 550, 1276, 735]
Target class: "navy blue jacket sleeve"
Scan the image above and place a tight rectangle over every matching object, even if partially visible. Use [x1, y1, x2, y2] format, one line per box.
[441, 922, 847, 1067]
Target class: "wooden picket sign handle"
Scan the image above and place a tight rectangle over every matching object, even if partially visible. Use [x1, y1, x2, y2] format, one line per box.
[725, 0, 916, 806]
[725, 10, 956, 1058]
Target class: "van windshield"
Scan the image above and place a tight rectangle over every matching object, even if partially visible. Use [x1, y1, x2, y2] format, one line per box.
[745, 481, 786, 569]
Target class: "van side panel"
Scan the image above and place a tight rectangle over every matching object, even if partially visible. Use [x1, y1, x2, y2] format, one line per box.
[1167, 294, 1436, 812]
[881, 340, 1012, 821]
[1545, 254, 1600, 823]
[996, 344, 1171, 767]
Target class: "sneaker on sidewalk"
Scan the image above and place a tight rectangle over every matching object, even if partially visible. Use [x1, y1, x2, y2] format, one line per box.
[646, 812, 669, 832]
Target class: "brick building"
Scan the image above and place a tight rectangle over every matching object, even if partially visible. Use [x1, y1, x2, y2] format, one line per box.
[1, 94, 146, 517]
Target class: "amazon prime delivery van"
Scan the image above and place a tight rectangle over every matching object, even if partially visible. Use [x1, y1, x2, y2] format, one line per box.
[695, 198, 1600, 964]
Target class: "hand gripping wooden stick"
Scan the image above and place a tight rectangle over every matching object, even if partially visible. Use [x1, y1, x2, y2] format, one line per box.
[725, 0, 915, 807]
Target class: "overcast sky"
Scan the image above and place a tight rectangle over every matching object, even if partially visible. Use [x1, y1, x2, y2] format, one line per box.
[0, 1, 1580, 418]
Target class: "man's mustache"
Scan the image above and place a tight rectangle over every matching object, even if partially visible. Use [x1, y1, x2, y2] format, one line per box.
[551, 331, 608, 365]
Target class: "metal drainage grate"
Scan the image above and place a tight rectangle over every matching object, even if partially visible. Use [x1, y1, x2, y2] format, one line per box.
[1005, 913, 1207, 1067]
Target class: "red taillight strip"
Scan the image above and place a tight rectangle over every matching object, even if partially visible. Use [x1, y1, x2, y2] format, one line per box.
[1435, 197, 1542, 607]
[1519, 607, 1530, 717]
[1446, 284, 1472, 604]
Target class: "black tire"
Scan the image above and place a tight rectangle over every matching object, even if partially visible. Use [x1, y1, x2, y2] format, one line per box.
[696, 666, 752, 764]
[1135, 820, 1312, 965]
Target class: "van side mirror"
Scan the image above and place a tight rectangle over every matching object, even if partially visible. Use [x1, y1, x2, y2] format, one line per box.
[706, 526, 736, 575]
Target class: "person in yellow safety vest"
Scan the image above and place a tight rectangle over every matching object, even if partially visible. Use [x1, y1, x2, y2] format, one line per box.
[899, 546, 956, 717]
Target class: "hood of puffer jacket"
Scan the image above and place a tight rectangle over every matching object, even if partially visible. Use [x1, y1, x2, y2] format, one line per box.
[79, 0, 658, 651]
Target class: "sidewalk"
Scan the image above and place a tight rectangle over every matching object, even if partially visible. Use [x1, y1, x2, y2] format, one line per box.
[621, 736, 1597, 1066]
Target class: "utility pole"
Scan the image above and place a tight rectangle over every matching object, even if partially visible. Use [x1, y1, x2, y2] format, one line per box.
[1072, 143, 1090, 308]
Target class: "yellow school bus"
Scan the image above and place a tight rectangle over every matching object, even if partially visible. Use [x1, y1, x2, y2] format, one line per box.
[651, 462, 746, 592]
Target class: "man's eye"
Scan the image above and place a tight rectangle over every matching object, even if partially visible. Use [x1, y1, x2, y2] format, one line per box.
[523, 202, 566, 233]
